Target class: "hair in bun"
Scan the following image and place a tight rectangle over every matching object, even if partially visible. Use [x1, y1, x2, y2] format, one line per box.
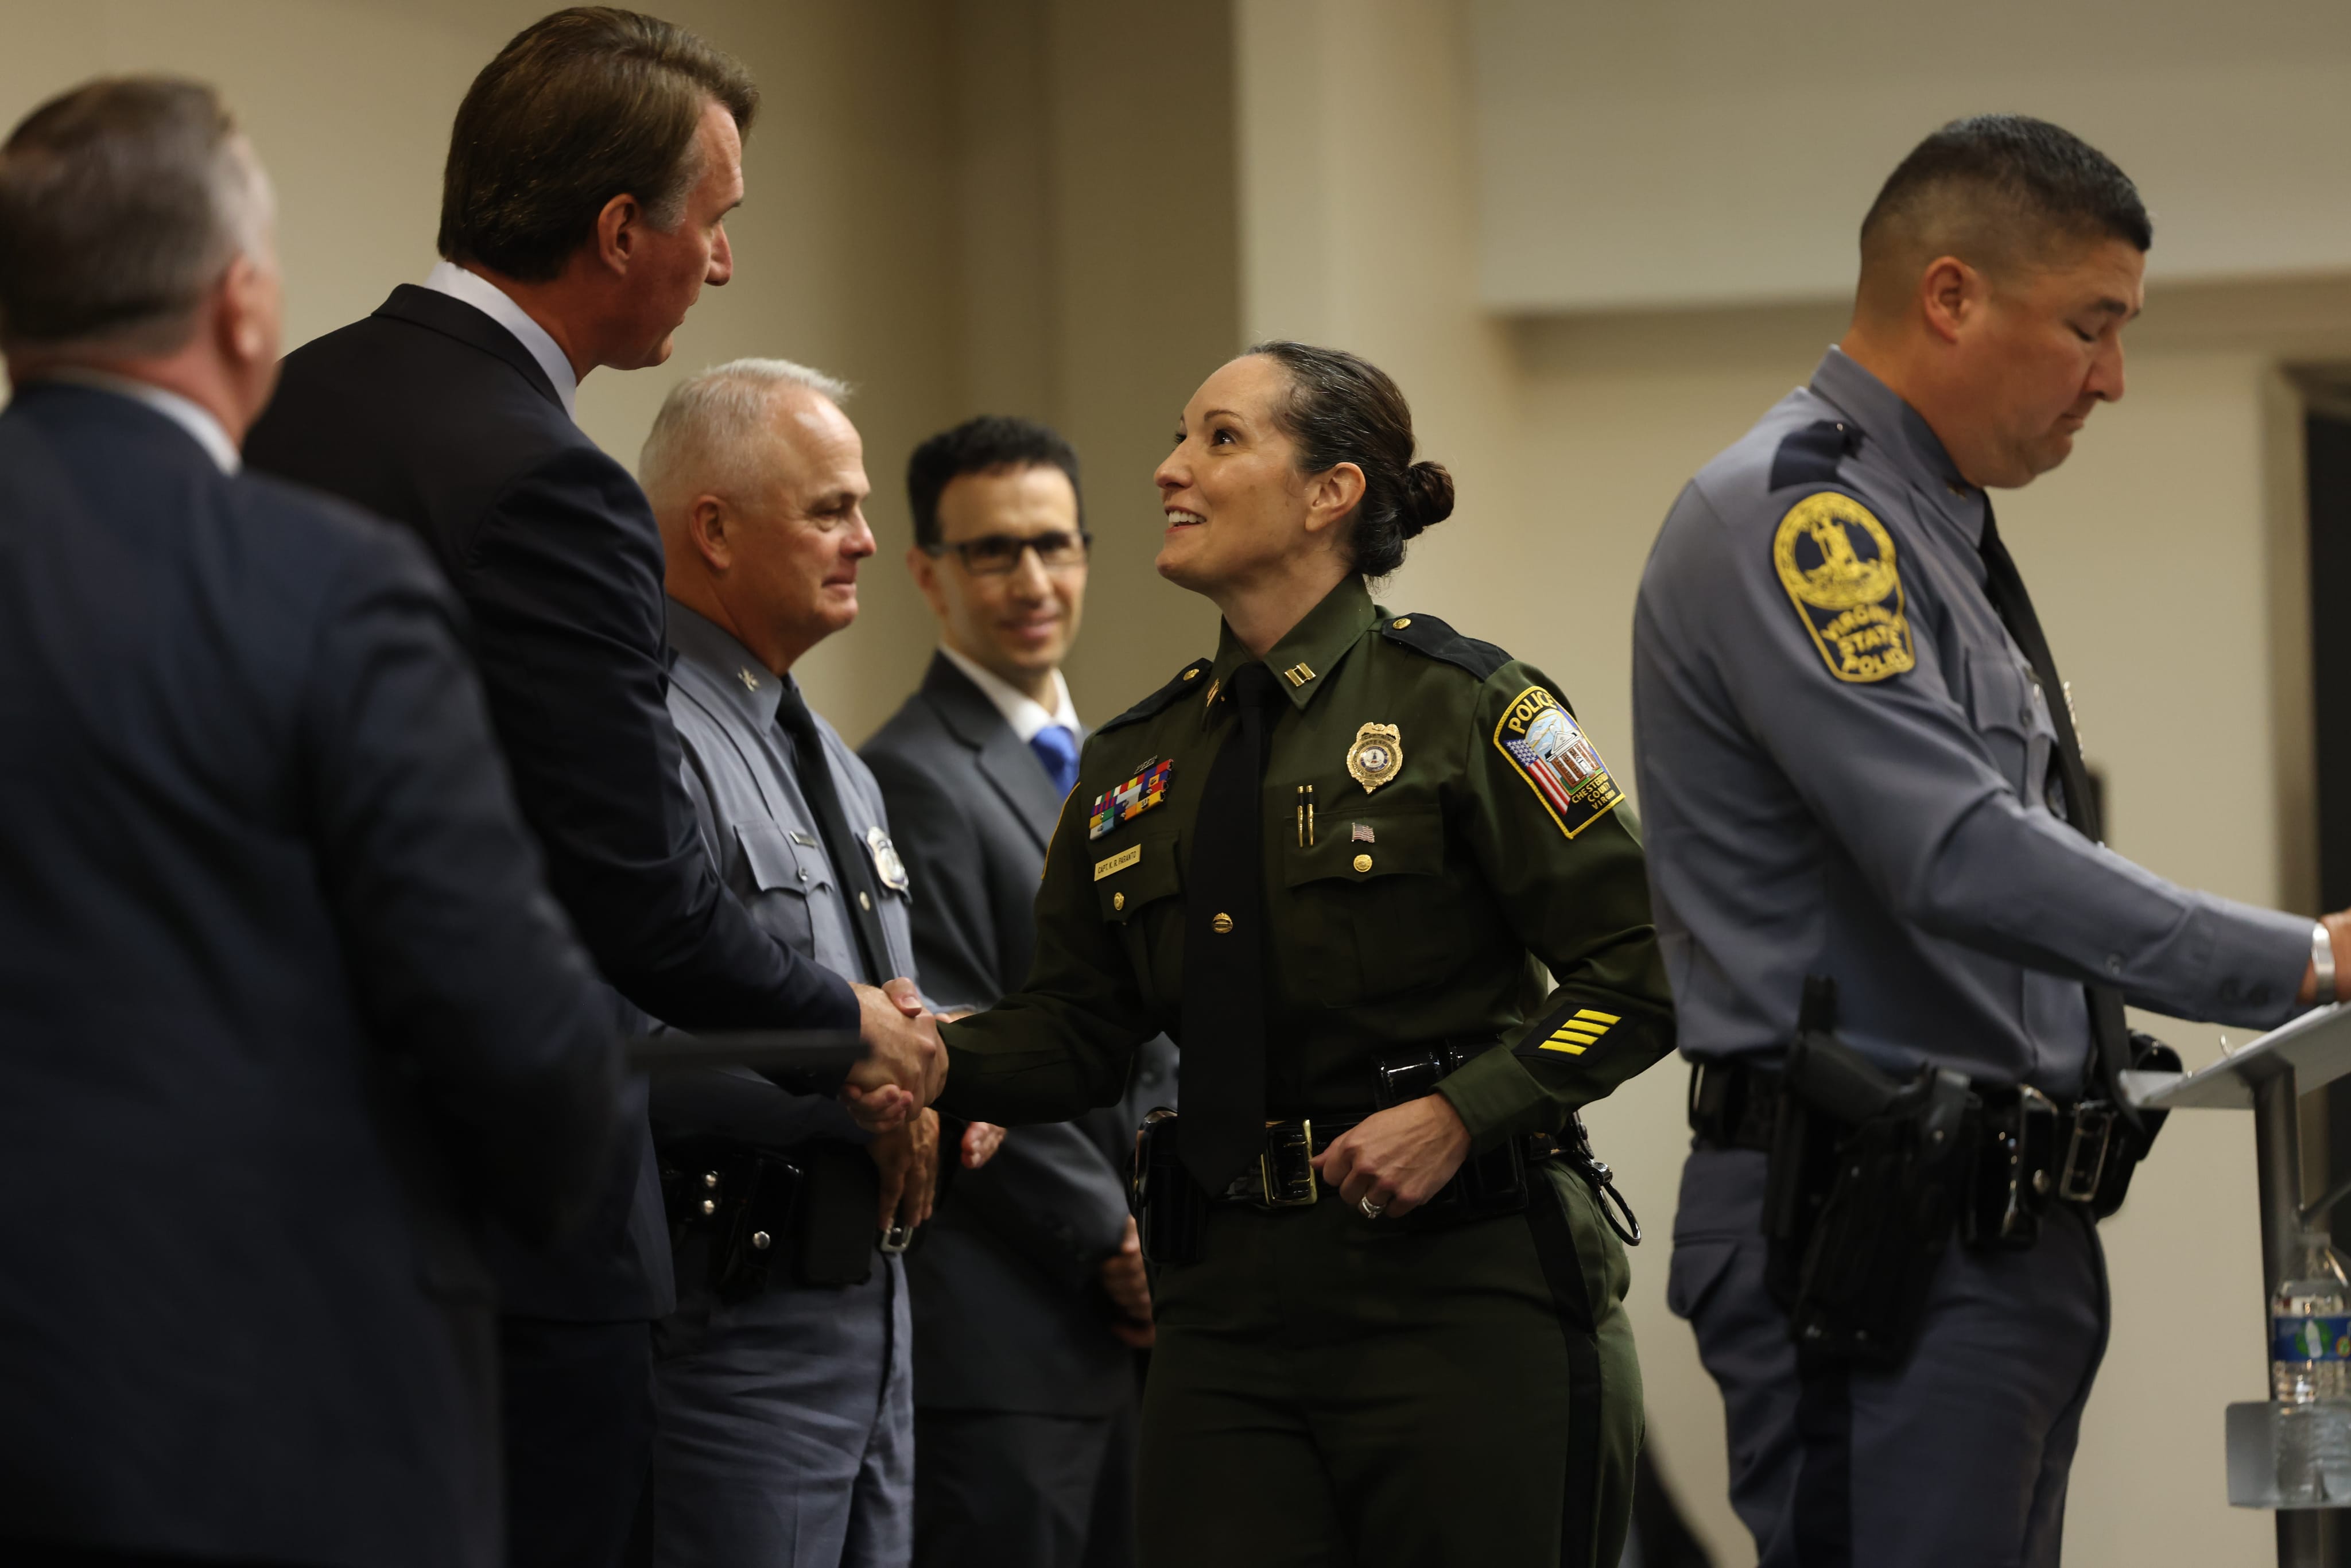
[1246, 339, 1449, 578]
[1398, 460, 1455, 540]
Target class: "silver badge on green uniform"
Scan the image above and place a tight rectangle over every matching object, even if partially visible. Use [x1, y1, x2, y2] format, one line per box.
[1346, 723, 1402, 794]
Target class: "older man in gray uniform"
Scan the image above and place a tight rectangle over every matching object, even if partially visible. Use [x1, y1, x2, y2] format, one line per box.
[1635, 115, 2351, 1568]
[637, 358, 983, 1567]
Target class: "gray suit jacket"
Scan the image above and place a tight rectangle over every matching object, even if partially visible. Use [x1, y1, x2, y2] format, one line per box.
[864, 653, 1174, 1415]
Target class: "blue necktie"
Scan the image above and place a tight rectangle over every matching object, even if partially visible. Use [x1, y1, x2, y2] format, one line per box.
[1029, 724, 1079, 798]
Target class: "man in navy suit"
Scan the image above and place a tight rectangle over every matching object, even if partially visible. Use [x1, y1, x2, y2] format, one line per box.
[0, 77, 619, 1568]
[864, 417, 1172, 1568]
[245, 12, 942, 1568]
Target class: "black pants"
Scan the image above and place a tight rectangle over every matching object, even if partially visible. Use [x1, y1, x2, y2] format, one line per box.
[503, 1315, 657, 1568]
[914, 1400, 1137, 1568]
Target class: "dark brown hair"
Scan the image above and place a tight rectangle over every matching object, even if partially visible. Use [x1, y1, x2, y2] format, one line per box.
[437, 7, 758, 284]
[0, 76, 257, 352]
[1246, 340, 1453, 578]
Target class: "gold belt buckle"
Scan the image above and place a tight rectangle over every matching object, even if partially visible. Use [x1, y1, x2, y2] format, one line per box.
[1258, 1119, 1318, 1208]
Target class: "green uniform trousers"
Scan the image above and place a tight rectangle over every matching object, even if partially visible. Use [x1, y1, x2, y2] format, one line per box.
[1137, 1160, 1642, 1567]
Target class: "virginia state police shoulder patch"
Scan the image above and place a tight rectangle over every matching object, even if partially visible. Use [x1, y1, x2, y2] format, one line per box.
[1493, 685, 1624, 839]
[1771, 491, 1916, 684]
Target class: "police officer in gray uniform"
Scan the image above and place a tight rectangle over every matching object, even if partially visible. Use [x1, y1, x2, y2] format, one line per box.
[1634, 115, 2351, 1568]
[637, 358, 975, 1567]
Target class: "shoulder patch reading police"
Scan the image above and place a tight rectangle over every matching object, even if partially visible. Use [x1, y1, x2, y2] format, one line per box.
[1494, 685, 1623, 839]
[1771, 491, 1916, 684]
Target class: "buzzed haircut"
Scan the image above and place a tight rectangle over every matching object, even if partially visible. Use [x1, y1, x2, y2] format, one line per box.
[905, 416, 1084, 549]
[1857, 114, 2151, 316]
[0, 76, 267, 354]
[439, 6, 757, 284]
[638, 356, 850, 516]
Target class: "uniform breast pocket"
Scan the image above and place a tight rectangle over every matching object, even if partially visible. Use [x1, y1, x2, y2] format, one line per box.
[1280, 804, 1456, 1007]
[1962, 649, 2051, 799]
[735, 821, 821, 957]
[1093, 827, 1184, 1005]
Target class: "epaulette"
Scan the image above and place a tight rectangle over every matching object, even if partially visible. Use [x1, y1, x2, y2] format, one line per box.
[1377, 612, 1511, 681]
[1768, 418, 1863, 492]
[1096, 656, 1215, 733]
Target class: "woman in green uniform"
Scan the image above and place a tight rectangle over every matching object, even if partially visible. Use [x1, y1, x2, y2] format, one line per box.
[936, 341, 1674, 1567]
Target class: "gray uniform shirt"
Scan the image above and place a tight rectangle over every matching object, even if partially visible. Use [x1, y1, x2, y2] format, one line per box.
[1632, 346, 2309, 1093]
[657, 601, 927, 1146]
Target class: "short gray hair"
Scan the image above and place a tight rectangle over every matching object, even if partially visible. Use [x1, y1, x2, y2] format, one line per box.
[639, 357, 852, 511]
[0, 76, 271, 354]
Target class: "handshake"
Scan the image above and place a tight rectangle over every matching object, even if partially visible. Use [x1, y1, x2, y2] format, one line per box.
[839, 977, 951, 1133]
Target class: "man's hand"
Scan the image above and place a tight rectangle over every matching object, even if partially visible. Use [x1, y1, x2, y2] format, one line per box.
[872, 1108, 941, 1233]
[1312, 1095, 1473, 1220]
[1100, 1214, 1154, 1349]
[2298, 911, 2351, 1006]
[960, 1121, 1004, 1169]
[841, 979, 945, 1131]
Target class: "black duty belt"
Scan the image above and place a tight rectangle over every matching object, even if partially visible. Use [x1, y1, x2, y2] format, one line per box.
[1689, 1057, 2121, 1210]
[1208, 1115, 1569, 1210]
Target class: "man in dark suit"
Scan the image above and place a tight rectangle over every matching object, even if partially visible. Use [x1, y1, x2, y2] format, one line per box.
[244, 13, 942, 1568]
[864, 417, 1172, 1568]
[0, 77, 619, 1568]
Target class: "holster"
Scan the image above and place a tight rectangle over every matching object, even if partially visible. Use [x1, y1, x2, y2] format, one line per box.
[659, 1137, 806, 1303]
[1764, 977, 1973, 1368]
[1372, 1044, 1530, 1224]
[1132, 1108, 1205, 1266]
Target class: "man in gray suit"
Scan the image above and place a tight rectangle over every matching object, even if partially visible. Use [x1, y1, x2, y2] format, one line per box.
[864, 416, 1171, 1568]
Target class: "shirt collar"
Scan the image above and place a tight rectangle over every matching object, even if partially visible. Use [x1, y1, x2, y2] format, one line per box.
[937, 644, 1077, 742]
[422, 260, 579, 422]
[1207, 574, 1377, 713]
[40, 368, 239, 473]
[1807, 346, 1986, 548]
[665, 597, 784, 731]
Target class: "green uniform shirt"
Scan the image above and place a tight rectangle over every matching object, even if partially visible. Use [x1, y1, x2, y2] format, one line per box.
[939, 576, 1675, 1148]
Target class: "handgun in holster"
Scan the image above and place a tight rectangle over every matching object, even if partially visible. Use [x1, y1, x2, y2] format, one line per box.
[1764, 976, 1973, 1367]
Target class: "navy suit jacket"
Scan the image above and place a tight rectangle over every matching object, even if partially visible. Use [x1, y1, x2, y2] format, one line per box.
[864, 654, 1174, 1414]
[247, 285, 859, 1318]
[0, 385, 619, 1567]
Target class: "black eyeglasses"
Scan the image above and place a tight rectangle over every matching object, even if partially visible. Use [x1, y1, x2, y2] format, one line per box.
[924, 530, 1092, 576]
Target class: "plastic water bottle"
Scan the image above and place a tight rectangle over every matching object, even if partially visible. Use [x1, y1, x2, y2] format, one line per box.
[2272, 1232, 2351, 1503]
[2274, 1233, 2351, 1401]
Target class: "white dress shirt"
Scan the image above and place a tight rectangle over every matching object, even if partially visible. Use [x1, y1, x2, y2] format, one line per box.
[42, 367, 240, 473]
[939, 645, 1078, 741]
[421, 259, 579, 422]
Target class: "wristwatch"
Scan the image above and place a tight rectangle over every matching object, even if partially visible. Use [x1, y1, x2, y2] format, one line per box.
[2314, 921, 2338, 1006]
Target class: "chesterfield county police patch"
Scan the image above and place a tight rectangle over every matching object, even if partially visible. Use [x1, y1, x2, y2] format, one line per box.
[1771, 491, 1916, 683]
[1088, 759, 1173, 840]
[1494, 685, 1623, 839]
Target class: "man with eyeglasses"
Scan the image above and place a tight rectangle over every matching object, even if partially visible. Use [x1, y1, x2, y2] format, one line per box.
[865, 416, 1173, 1568]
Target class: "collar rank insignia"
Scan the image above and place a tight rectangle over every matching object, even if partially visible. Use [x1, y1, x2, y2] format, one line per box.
[865, 825, 910, 894]
[1495, 685, 1624, 840]
[1345, 723, 1402, 795]
[1088, 758, 1174, 840]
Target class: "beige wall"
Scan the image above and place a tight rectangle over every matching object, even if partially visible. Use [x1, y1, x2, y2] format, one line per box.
[0, 0, 1235, 740]
[13, 3, 2351, 1561]
[1237, 1, 2351, 1562]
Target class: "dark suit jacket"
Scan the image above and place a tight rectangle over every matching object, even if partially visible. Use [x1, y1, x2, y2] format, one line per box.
[0, 385, 619, 1567]
[864, 654, 1174, 1414]
[247, 285, 858, 1318]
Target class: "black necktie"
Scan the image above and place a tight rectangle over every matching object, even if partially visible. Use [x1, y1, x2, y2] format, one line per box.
[1977, 506, 2133, 1106]
[1178, 662, 1282, 1191]
[773, 682, 893, 986]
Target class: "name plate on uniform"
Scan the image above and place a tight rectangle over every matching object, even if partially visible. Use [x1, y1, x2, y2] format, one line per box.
[1094, 844, 1142, 881]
